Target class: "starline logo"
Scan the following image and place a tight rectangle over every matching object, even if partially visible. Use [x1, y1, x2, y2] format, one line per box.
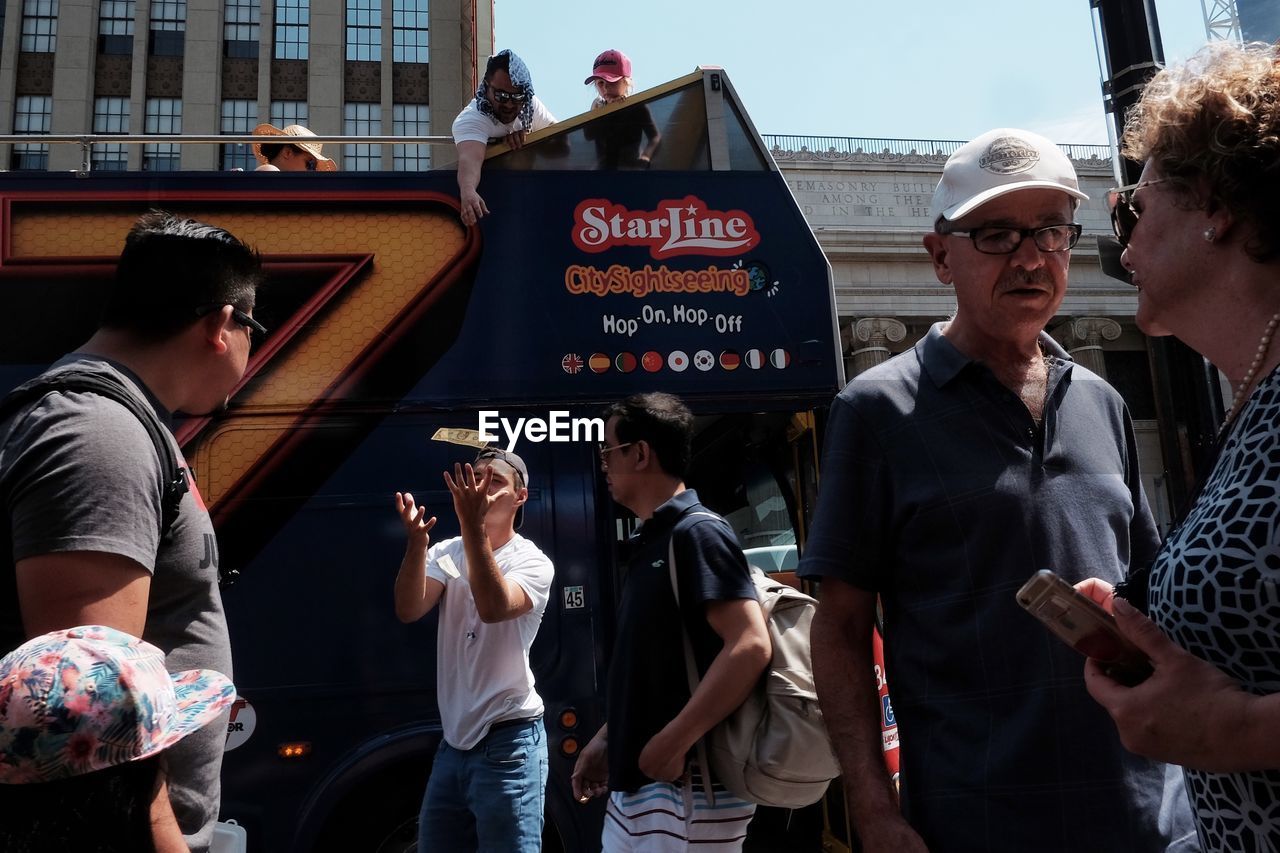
[572, 195, 760, 260]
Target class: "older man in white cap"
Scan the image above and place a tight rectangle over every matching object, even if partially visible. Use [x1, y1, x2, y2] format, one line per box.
[799, 129, 1195, 852]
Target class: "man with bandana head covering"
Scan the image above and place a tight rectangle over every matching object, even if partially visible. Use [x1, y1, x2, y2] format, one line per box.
[452, 49, 556, 226]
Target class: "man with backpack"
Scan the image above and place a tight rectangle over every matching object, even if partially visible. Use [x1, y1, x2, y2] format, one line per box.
[0, 211, 264, 853]
[571, 392, 771, 852]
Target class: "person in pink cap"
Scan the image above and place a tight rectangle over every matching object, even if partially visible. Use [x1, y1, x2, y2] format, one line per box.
[583, 49, 660, 169]
[586, 49, 634, 110]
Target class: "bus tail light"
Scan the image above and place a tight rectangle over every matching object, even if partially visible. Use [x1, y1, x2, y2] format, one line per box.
[277, 742, 312, 759]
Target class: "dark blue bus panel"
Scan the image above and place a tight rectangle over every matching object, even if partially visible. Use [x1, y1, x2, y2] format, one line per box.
[0, 68, 841, 852]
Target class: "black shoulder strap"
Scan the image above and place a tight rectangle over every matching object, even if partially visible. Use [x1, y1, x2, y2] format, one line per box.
[0, 369, 189, 538]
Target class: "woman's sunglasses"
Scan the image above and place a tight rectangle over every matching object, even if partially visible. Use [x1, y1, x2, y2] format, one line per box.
[1106, 178, 1169, 248]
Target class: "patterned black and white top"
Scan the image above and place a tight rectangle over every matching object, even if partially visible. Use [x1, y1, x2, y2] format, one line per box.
[1149, 364, 1280, 852]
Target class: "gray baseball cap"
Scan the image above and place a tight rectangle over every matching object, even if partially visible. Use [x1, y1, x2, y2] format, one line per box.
[474, 447, 529, 528]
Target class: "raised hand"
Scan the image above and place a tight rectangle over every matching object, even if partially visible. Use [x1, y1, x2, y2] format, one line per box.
[395, 491, 437, 550]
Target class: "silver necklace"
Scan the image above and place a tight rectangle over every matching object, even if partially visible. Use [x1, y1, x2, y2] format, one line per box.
[1219, 311, 1280, 438]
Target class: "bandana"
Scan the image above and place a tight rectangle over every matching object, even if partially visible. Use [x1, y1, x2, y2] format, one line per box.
[473, 49, 536, 132]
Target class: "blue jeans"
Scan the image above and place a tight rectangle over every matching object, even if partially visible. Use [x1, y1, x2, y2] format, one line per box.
[417, 718, 548, 853]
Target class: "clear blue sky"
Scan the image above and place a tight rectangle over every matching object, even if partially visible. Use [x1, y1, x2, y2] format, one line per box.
[496, 0, 1209, 145]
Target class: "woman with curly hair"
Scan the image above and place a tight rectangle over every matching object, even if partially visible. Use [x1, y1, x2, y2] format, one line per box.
[1080, 41, 1280, 851]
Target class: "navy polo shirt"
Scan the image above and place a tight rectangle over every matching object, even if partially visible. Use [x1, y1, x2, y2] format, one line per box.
[605, 490, 756, 793]
[799, 323, 1180, 852]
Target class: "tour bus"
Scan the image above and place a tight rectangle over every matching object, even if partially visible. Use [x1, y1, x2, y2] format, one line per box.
[0, 68, 881, 851]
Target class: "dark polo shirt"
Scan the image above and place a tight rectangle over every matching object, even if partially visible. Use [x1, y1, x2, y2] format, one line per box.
[799, 323, 1187, 853]
[606, 489, 756, 793]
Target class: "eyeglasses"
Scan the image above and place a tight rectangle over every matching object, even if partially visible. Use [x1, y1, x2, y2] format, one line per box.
[944, 223, 1082, 255]
[597, 441, 633, 463]
[195, 304, 268, 340]
[490, 87, 528, 104]
[303, 157, 318, 172]
[1107, 178, 1171, 248]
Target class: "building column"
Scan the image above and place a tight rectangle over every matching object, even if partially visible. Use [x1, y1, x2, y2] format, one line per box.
[849, 317, 906, 375]
[1060, 317, 1121, 378]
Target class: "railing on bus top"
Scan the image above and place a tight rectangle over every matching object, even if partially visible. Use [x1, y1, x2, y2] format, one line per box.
[0, 132, 1114, 171]
[0, 133, 456, 172]
[760, 134, 1112, 164]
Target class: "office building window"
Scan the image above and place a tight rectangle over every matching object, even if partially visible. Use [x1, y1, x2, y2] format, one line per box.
[149, 0, 184, 55]
[392, 103, 429, 171]
[270, 100, 308, 126]
[344, 102, 380, 171]
[220, 99, 257, 170]
[92, 97, 130, 171]
[11, 96, 51, 170]
[273, 0, 307, 59]
[392, 0, 426, 63]
[20, 0, 58, 52]
[144, 98, 182, 171]
[98, 0, 134, 54]
[345, 0, 379, 61]
[223, 0, 259, 57]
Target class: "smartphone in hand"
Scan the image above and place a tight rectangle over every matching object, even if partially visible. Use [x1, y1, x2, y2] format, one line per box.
[1016, 570, 1153, 686]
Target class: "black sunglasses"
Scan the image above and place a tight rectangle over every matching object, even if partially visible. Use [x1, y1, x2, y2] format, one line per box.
[196, 304, 268, 338]
[1106, 178, 1170, 248]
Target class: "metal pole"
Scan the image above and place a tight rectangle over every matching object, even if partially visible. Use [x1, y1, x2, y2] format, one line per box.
[1092, 0, 1224, 516]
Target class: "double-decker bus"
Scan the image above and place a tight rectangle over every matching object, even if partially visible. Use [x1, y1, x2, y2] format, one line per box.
[0, 67, 858, 851]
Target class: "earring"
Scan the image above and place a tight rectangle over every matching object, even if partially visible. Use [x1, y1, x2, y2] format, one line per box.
[1204, 227, 1216, 243]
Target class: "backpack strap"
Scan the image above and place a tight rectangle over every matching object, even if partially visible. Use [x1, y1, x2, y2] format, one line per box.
[667, 509, 727, 806]
[0, 369, 189, 539]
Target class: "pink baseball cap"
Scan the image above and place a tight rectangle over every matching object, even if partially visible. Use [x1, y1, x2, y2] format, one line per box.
[585, 49, 632, 84]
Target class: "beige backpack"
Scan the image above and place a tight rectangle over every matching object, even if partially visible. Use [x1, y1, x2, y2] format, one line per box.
[668, 512, 839, 807]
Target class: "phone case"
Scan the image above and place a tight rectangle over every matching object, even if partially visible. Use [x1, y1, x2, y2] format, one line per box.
[1016, 570, 1152, 685]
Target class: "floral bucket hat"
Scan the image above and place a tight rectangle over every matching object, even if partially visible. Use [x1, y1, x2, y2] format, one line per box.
[0, 625, 236, 784]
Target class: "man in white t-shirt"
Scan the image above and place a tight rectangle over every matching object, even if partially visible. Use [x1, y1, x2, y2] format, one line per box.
[393, 447, 554, 853]
[451, 49, 556, 226]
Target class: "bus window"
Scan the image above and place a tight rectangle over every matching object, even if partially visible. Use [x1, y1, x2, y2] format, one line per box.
[684, 411, 803, 586]
[487, 73, 770, 173]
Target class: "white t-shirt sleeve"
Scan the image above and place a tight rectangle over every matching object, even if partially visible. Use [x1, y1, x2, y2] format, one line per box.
[452, 105, 502, 145]
[528, 96, 556, 132]
[505, 544, 554, 615]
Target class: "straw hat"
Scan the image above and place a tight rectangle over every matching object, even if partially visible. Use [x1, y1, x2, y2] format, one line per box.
[251, 123, 337, 171]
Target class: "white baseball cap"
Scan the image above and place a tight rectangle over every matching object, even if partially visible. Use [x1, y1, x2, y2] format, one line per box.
[929, 128, 1088, 224]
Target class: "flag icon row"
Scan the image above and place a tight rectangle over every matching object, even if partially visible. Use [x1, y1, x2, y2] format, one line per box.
[562, 348, 791, 375]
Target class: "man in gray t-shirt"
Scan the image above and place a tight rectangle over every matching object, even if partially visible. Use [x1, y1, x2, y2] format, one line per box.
[0, 212, 264, 853]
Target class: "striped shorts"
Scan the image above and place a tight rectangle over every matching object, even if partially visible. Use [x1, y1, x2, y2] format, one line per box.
[602, 769, 756, 852]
